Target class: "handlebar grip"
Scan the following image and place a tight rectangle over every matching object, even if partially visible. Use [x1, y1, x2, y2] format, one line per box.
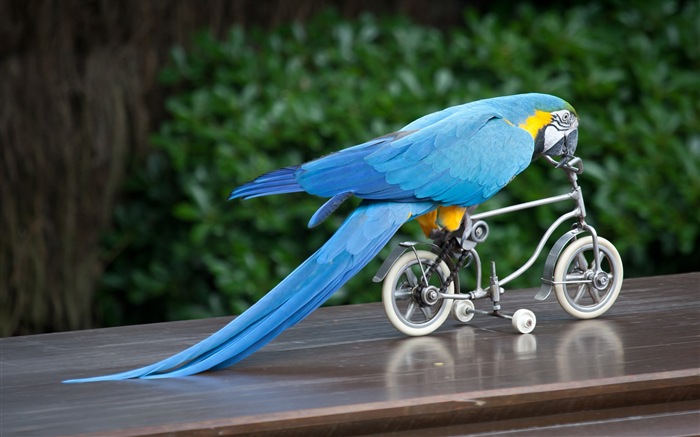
[542, 155, 583, 174]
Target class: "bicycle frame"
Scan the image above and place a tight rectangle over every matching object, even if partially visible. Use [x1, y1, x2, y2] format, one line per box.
[378, 155, 623, 334]
[375, 156, 603, 304]
[470, 156, 601, 288]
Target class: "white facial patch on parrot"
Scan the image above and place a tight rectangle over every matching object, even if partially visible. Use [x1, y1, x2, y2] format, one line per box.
[543, 125, 564, 152]
[543, 110, 578, 153]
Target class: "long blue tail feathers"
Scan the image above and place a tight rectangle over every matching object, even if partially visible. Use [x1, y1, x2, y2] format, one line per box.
[64, 201, 435, 383]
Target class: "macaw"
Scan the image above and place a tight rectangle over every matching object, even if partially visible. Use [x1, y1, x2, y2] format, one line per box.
[65, 93, 578, 382]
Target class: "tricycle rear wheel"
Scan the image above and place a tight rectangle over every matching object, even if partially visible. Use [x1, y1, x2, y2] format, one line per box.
[382, 250, 455, 336]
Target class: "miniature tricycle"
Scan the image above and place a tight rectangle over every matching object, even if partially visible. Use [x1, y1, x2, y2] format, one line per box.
[374, 155, 623, 336]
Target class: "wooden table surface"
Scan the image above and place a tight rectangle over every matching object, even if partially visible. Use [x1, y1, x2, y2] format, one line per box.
[2, 273, 699, 436]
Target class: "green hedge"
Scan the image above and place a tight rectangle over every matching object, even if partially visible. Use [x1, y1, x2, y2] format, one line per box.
[98, 2, 699, 326]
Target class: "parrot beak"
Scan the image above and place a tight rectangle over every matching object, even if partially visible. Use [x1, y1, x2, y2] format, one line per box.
[548, 128, 578, 168]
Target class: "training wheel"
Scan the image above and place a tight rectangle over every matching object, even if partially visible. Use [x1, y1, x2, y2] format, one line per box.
[512, 309, 536, 334]
[452, 300, 475, 323]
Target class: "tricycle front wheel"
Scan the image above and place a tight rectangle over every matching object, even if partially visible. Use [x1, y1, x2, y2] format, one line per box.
[554, 236, 623, 319]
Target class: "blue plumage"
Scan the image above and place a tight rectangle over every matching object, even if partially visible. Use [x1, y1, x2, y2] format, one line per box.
[65, 93, 578, 382]
[64, 201, 434, 382]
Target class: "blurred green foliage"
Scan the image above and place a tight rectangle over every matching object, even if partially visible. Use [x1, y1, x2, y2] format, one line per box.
[98, 1, 699, 326]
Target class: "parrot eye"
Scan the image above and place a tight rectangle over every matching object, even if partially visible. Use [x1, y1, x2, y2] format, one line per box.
[551, 110, 575, 129]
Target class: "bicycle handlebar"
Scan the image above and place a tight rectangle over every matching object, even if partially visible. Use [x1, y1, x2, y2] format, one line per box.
[543, 155, 584, 175]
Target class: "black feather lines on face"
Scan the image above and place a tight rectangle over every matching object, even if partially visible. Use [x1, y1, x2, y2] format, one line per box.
[551, 111, 575, 130]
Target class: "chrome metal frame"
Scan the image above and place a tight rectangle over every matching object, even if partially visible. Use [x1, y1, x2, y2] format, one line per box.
[375, 155, 605, 312]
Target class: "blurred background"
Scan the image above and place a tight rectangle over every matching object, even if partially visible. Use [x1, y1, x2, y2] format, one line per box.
[2, 0, 698, 337]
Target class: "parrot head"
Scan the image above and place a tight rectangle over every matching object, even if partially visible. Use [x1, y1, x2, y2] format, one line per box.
[507, 94, 579, 167]
[540, 108, 579, 167]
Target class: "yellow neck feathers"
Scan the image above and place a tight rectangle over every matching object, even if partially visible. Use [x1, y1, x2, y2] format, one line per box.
[519, 110, 552, 139]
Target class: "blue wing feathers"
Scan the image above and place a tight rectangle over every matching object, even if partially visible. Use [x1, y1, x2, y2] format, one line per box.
[235, 108, 534, 209]
[229, 166, 303, 200]
[308, 191, 354, 228]
[234, 107, 530, 209]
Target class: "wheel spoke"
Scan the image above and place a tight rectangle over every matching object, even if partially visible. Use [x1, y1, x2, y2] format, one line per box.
[572, 284, 587, 303]
[404, 301, 416, 320]
[404, 268, 418, 287]
[587, 286, 602, 303]
[394, 285, 412, 300]
[420, 305, 433, 320]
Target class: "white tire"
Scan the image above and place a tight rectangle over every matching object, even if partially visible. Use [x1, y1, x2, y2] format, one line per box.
[554, 236, 623, 319]
[452, 300, 475, 323]
[512, 309, 537, 334]
[382, 250, 455, 336]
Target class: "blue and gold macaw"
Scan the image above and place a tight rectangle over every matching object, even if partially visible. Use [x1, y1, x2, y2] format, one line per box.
[66, 93, 578, 382]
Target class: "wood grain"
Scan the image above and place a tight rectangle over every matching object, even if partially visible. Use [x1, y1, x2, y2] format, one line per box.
[1, 273, 698, 436]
